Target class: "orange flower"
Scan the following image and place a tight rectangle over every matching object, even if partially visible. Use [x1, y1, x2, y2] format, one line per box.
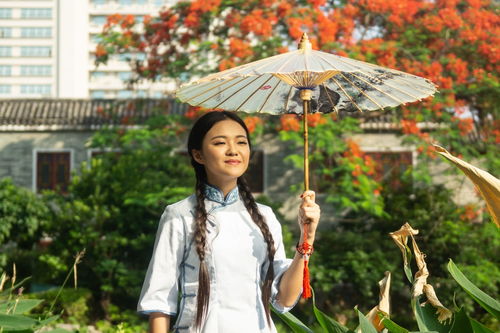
[454, 117, 474, 136]
[219, 58, 236, 71]
[244, 116, 262, 134]
[307, 113, 326, 127]
[95, 44, 107, 57]
[185, 12, 200, 28]
[229, 38, 253, 59]
[344, 139, 362, 158]
[401, 119, 420, 135]
[280, 114, 300, 132]
[351, 164, 362, 177]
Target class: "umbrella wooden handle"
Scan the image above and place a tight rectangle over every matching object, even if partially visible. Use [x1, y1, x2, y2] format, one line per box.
[302, 97, 310, 191]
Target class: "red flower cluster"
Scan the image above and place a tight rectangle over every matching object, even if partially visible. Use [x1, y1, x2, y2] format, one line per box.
[280, 114, 301, 132]
[244, 116, 263, 134]
[229, 38, 253, 59]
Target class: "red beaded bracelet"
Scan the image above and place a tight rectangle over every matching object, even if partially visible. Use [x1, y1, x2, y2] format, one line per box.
[296, 242, 314, 256]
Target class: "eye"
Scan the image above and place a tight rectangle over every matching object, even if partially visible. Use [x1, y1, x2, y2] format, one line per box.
[213, 141, 225, 145]
[238, 141, 248, 145]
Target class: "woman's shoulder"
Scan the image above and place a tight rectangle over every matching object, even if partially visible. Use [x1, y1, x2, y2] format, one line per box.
[163, 194, 196, 217]
[255, 202, 283, 231]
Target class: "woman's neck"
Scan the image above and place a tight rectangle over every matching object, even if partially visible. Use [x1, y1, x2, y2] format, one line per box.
[206, 177, 237, 198]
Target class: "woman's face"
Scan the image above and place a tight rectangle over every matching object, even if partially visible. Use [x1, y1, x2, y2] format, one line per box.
[192, 119, 250, 188]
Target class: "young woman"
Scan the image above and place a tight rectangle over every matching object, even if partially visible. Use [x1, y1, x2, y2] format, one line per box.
[138, 111, 320, 332]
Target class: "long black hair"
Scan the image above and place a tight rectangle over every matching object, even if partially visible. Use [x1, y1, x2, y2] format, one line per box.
[187, 111, 276, 329]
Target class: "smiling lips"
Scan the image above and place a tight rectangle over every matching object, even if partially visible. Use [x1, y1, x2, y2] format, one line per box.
[225, 159, 241, 165]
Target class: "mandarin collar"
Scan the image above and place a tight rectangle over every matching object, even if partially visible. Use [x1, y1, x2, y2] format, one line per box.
[204, 183, 239, 206]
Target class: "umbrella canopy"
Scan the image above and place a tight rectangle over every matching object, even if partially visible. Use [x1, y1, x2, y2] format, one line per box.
[177, 34, 437, 115]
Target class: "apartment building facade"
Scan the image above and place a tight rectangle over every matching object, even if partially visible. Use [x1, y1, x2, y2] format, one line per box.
[0, 0, 174, 99]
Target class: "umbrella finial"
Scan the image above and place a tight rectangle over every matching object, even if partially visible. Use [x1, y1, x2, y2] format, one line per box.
[299, 33, 312, 52]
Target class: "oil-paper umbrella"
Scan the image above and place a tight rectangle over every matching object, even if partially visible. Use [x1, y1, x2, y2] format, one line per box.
[177, 33, 437, 191]
[176, 33, 437, 298]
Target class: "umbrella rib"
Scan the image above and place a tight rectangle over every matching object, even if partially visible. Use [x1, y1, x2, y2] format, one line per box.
[258, 78, 282, 113]
[338, 72, 385, 110]
[320, 83, 340, 114]
[314, 51, 356, 72]
[274, 51, 302, 73]
[211, 75, 264, 109]
[234, 75, 274, 112]
[347, 72, 406, 104]
[283, 85, 293, 112]
[330, 77, 364, 113]
[181, 77, 241, 104]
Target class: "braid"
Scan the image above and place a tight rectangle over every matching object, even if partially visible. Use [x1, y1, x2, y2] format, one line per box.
[193, 168, 210, 330]
[237, 177, 276, 326]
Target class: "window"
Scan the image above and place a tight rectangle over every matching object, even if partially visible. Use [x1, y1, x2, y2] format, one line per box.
[0, 27, 12, 38]
[21, 27, 52, 38]
[118, 72, 132, 81]
[118, 52, 146, 61]
[119, 0, 133, 5]
[21, 8, 52, 19]
[90, 15, 107, 25]
[91, 90, 106, 99]
[0, 46, 12, 57]
[21, 84, 51, 95]
[152, 91, 164, 98]
[36, 152, 71, 193]
[0, 8, 12, 19]
[0, 65, 12, 76]
[21, 46, 51, 57]
[90, 34, 103, 43]
[365, 151, 413, 189]
[0, 85, 11, 94]
[90, 71, 106, 79]
[117, 90, 133, 99]
[137, 90, 147, 98]
[242, 150, 264, 193]
[20, 65, 51, 76]
[91, 0, 107, 4]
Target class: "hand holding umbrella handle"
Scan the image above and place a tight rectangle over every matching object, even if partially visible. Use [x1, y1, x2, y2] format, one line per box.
[298, 190, 320, 299]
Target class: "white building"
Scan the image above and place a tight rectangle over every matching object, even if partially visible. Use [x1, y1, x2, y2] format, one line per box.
[0, 0, 175, 99]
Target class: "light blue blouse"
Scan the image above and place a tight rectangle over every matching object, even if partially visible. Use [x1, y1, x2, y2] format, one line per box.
[137, 184, 299, 332]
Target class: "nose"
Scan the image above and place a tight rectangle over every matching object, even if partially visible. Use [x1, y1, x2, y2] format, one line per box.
[226, 142, 238, 156]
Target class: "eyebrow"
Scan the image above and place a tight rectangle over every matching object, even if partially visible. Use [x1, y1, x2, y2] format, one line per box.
[210, 135, 248, 140]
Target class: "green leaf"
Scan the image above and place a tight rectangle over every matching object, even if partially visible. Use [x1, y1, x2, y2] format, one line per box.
[381, 316, 409, 333]
[312, 289, 352, 333]
[447, 259, 500, 319]
[271, 307, 313, 333]
[412, 299, 452, 333]
[0, 299, 43, 314]
[37, 314, 60, 327]
[449, 307, 473, 333]
[469, 318, 496, 333]
[0, 313, 37, 330]
[355, 307, 377, 333]
[41, 329, 72, 333]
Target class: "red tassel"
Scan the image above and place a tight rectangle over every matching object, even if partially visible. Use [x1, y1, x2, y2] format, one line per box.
[302, 258, 312, 298]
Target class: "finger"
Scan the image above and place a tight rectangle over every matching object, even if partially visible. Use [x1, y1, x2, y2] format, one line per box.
[301, 190, 315, 204]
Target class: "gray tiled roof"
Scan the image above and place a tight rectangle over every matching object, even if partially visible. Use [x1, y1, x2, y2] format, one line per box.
[0, 98, 448, 134]
[0, 99, 188, 131]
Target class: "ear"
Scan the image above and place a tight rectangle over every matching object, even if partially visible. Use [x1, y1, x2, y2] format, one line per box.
[191, 149, 205, 165]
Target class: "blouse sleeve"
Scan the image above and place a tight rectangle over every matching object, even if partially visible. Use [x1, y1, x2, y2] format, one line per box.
[137, 205, 185, 316]
[263, 206, 302, 314]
